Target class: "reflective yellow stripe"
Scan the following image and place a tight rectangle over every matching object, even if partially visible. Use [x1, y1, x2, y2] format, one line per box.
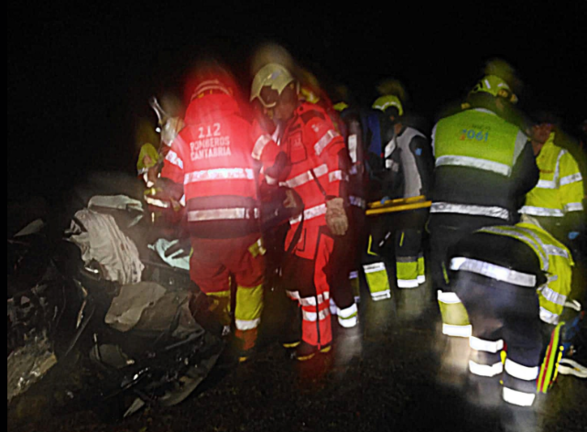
[364, 264, 390, 301]
[235, 284, 263, 330]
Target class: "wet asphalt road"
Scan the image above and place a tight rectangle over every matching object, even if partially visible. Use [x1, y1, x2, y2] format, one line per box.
[8, 276, 587, 432]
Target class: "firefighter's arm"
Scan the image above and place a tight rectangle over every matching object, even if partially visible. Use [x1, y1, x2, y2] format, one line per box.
[250, 120, 289, 184]
[308, 116, 349, 235]
[158, 140, 186, 202]
[511, 140, 539, 197]
[410, 135, 434, 197]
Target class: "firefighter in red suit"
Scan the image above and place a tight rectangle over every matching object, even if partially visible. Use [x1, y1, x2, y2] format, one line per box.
[251, 63, 350, 360]
[159, 63, 286, 362]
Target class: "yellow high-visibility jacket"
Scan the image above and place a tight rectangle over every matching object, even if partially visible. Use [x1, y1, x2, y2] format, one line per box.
[520, 133, 584, 218]
[478, 222, 574, 324]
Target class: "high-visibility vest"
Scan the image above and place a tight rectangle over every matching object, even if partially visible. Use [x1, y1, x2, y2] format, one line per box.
[520, 133, 584, 218]
[431, 108, 528, 220]
[477, 222, 574, 325]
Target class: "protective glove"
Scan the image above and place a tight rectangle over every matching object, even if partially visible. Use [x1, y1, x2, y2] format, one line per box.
[380, 196, 391, 205]
[325, 197, 348, 236]
[568, 231, 580, 240]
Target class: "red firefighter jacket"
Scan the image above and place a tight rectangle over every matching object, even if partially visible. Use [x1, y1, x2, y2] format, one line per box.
[161, 93, 280, 238]
[280, 102, 348, 255]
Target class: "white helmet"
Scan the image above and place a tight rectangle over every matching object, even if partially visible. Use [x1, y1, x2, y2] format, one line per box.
[250, 63, 296, 108]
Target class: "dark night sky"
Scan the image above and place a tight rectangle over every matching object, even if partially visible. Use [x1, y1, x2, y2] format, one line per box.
[7, 2, 586, 204]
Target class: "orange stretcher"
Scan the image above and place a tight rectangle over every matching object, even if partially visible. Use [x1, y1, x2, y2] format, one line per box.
[365, 195, 432, 216]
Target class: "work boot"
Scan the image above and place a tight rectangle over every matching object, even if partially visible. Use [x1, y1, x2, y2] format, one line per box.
[294, 341, 332, 362]
[234, 328, 258, 363]
[280, 304, 302, 350]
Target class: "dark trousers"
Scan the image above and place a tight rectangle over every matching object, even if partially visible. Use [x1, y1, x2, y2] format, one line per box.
[454, 272, 544, 408]
[428, 214, 506, 290]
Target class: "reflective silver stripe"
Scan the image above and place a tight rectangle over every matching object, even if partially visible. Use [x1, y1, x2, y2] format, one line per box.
[505, 359, 539, 381]
[540, 307, 559, 324]
[450, 257, 536, 287]
[480, 226, 549, 270]
[502, 387, 536, 407]
[337, 303, 358, 320]
[235, 318, 261, 331]
[469, 360, 504, 377]
[384, 138, 396, 157]
[397, 279, 419, 288]
[435, 155, 511, 176]
[565, 202, 584, 212]
[252, 134, 272, 160]
[470, 336, 504, 353]
[364, 262, 386, 274]
[302, 308, 330, 322]
[165, 150, 184, 170]
[290, 203, 327, 224]
[314, 130, 340, 156]
[553, 149, 565, 185]
[281, 164, 328, 188]
[544, 245, 569, 259]
[520, 228, 568, 271]
[512, 130, 529, 165]
[338, 314, 358, 328]
[535, 179, 557, 189]
[349, 271, 359, 279]
[348, 134, 358, 163]
[184, 168, 254, 184]
[519, 205, 564, 217]
[431, 202, 509, 220]
[442, 323, 472, 337]
[187, 207, 259, 221]
[145, 196, 171, 209]
[437, 290, 462, 304]
[560, 172, 583, 186]
[349, 196, 366, 209]
[329, 170, 348, 182]
[371, 290, 392, 301]
[299, 292, 330, 307]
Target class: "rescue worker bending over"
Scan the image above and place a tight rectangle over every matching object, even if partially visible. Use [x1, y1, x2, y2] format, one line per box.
[159, 62, 286, 362]
[251, 63, 350, 361]
[447, 215, 574, 429]
[430, 68, 539, 337]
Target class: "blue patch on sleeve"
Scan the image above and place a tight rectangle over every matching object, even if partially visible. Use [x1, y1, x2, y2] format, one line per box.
[415, 148, 422, 156]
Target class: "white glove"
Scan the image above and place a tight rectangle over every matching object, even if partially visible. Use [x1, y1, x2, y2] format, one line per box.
[325, 197, 348, 236]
